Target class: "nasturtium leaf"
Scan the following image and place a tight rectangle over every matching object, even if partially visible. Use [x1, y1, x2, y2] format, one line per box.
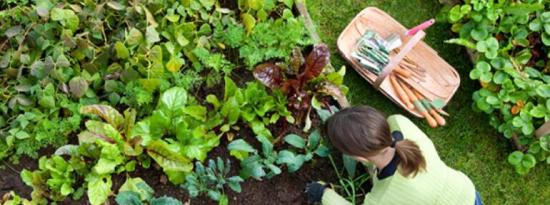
[516, 49, 532, 65]
[522, 154, 537, 168]
[536, 85, 550, 97]
[471, 26, 488, 41]
[486, 96, 499, 105]
[476, 61, 491, 72]
[529, 18, 542, 31]
[508, 151, 523, 166]
[493, 71, 507, 84]
[542, 33, 550, 46]
[449, 6, 463, 22]
[544, 24, 550, 36]
[540, 136, 550, 152]
[522, 123, 535, 135]
[530, 105, 546, 118]
[284, 134, 305, 149]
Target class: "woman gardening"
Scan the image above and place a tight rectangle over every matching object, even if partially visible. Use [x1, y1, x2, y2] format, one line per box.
[306, 106, 482, 205]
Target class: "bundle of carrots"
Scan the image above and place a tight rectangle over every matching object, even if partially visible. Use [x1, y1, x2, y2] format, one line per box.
[388, 58, 448, 128]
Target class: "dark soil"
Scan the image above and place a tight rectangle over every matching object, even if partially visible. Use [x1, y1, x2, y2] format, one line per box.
[0, 116, 340, 205]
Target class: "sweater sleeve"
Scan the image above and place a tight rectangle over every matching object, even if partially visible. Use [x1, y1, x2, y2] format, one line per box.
[321, 188, 353, 205]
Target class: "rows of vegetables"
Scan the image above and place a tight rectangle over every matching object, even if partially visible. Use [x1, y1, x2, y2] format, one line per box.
[0, 0, 347, 204]
[441, 0, 550, 174]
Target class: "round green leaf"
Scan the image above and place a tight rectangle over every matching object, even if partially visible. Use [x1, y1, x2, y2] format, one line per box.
[536, 85, 550, 97]
[529, 18, 542, 31]
[480, 72, 493, 82]
[469, 68, 482, 80]
[522, 123, 534, 135]
[522, 154, 537, 168]
[486, 96, 499, 105]
[508, 151, 524, 166]
[476, 61, 491, 72]
[542, 33, 550, 46]
[476, 41, 488, 52]
[529, 105, 546, 118]
[471, 27, 488, 41]
[449, 6, 463, 22]
[540, 135, 550, 152]
[493, 71, 507, 84]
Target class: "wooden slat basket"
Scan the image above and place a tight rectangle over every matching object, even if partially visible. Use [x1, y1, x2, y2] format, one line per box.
[337, 7, 460, 117]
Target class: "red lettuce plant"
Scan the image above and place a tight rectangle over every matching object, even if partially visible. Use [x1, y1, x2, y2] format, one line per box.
[253, 44, 332, 124]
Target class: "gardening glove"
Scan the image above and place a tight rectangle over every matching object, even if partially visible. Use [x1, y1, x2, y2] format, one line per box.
[305, 181, 328, 204]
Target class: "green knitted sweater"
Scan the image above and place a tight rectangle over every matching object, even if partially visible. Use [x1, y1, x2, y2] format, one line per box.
[322, 115, 476, 205]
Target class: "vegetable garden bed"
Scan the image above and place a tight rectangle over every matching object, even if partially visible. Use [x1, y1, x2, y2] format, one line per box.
[0, 0, 353, 204]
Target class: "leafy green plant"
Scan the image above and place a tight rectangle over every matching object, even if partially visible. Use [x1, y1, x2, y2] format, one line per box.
[181, 157, 243, 205]
[215, 14, 312, 68]
[130, 87, 220, 184]
[227, 135, 283, 180]
[253, 44, 347, 126]
[206, 76, 293, 140]
[442, 0, 550, 174]
[0, 191, 31, 205]
[278, 130, 330, 172]
[20, 155, 84, 203]
[115, 177, 183, 205]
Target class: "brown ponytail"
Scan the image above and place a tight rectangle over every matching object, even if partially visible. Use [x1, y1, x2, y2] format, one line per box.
[325, 106, 426, 177]
[394, 139, 426, 177]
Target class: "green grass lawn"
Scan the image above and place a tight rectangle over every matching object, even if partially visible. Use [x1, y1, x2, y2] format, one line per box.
[307, 0, 550, 204]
